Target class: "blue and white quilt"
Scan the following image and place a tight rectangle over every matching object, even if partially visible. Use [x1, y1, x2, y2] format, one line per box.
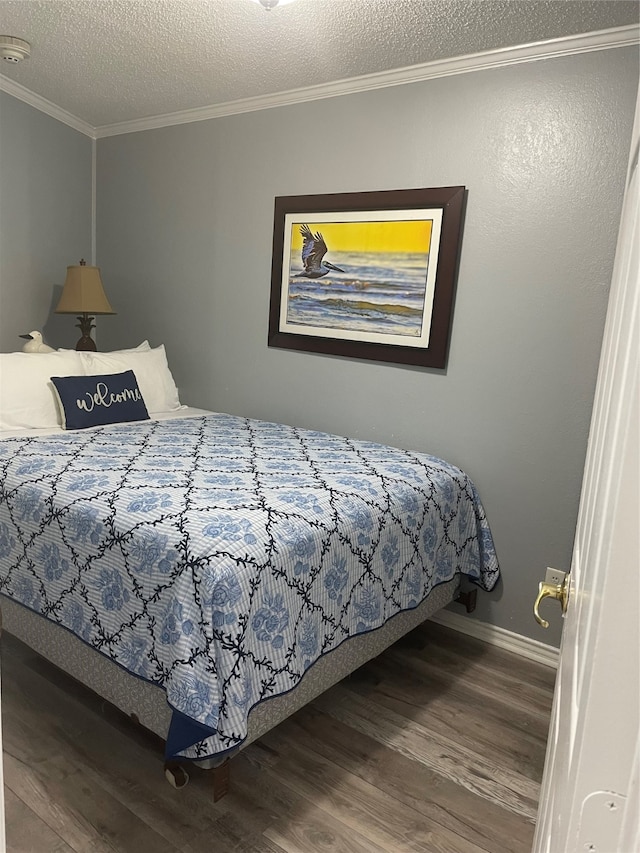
[0, 414, 499, 758]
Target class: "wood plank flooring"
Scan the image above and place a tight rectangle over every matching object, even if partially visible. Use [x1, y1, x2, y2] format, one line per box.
[1, 620, 556, 853]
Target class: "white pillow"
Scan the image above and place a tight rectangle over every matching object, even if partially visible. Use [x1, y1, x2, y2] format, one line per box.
[0, 350, 85, 430]
[58, 340, 151, 353]
[116, 340, 151, 352]
[81, 345, 181, 414]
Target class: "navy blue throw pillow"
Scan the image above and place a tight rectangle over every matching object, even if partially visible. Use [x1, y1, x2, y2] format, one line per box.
[50, 370, 150, 430]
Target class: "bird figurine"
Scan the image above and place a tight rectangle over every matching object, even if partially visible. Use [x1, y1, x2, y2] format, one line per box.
[19, 331, 55, 353]
[297, 224, 345, 279]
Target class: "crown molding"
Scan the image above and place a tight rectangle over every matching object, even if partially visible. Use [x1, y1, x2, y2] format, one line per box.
[2, 25, 637, 140]
[95, 24, 638, 138]
[0, 74, 96, 138]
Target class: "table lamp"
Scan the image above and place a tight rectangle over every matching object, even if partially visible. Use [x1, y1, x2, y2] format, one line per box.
[55, 259, 115, 351]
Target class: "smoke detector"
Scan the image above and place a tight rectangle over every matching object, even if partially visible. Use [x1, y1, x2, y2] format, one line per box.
[0, 36, 31, 63]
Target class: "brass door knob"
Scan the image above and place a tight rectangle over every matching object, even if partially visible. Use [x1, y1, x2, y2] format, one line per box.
[534, 574, 570, 628]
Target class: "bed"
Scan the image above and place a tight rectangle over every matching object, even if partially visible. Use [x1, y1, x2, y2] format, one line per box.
[0, 343, 499, 796]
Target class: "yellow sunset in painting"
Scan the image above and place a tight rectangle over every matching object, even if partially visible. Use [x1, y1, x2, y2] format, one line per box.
[290, 219, 433, 254]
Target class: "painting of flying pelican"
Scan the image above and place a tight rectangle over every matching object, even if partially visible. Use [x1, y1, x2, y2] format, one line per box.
[296, 225, 345, 279]
[268, 186, 466, 368]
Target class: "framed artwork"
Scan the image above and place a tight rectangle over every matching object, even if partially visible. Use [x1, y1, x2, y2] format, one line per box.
[268, 186, 466, 368]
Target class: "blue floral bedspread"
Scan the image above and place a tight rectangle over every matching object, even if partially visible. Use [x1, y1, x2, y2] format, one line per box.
[0, 414, 499, 758]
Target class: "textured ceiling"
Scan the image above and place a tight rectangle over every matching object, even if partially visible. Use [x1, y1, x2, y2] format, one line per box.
[0, 0, 638, 129]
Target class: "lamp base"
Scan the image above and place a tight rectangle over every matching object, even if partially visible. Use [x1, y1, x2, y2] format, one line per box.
[75, 314, 97, 351]
[76, 335, 97, 352]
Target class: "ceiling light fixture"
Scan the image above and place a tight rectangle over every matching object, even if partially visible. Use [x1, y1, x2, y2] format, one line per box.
[249, 0, 297, 10]
[0, 36, 31, 63]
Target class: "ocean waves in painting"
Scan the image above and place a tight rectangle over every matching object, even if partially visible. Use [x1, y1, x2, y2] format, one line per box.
[286, 251, 429, 337]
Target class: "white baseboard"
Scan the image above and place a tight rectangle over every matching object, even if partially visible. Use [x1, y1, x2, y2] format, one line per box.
[429, 609, 559, 669]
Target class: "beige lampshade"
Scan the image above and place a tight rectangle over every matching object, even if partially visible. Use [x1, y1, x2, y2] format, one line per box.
[55, 263, 115, 315]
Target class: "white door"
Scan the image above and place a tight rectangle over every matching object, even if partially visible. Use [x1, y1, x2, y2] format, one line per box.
[533, 91, 640, 853]
[0, 660, 4, 853]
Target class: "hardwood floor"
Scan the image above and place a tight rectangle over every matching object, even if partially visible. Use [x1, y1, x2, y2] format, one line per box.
[1, 620, 556, 853]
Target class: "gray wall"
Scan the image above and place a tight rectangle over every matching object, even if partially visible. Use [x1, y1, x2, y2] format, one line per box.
[0, 92, 93, 351]
[95, 47, 637, 646]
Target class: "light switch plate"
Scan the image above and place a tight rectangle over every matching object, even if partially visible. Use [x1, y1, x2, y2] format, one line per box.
[545, 567, 566, 586]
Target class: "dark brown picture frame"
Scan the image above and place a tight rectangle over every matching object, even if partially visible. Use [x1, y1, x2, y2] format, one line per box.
[268, 186, 466, 368]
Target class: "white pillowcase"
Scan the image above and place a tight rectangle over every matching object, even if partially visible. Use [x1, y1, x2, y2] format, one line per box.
[58, 340, 151, 354]
[0, 350, 86, 430]
[81, 345, 181, 414]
